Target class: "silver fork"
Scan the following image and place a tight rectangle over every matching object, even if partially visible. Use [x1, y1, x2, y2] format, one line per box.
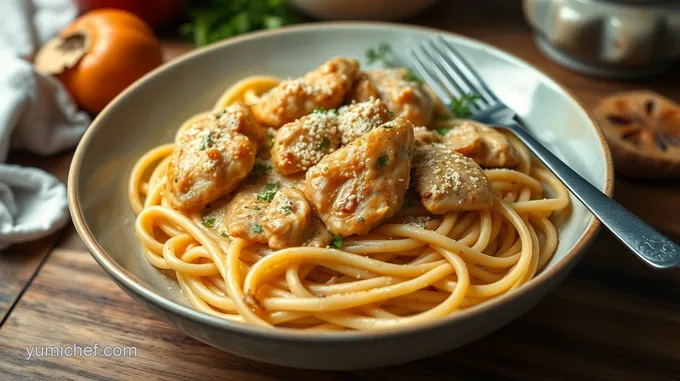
[410, 36, 680, 270]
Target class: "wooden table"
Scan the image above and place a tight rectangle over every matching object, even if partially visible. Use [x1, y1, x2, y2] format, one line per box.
[2, 2, 680, 380]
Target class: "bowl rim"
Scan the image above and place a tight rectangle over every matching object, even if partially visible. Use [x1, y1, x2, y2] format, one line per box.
[68, 21, 615, 343]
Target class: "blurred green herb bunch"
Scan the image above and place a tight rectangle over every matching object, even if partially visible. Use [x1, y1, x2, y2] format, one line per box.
[180, 0, 299, 47]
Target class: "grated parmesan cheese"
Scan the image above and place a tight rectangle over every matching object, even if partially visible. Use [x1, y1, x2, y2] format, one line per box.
[401, 216, 431, 228]
[337, 98, 391, 144]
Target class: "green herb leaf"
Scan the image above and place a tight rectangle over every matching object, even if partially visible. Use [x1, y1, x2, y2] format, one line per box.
[358, 216, 365, 223]
[402, 69, 422, 83]
[266, 132, 275, 148]
[318, 136, 331, 150]
[377, 155, 389, 168]
[253, 205, 261, 211]
[199, 133, 214, 150]
[252, 163, 271, 174]
[332, 234, 343, 249]
[231, 12, 251, 34]
[282, 205, 292, 213]
[179, 23, 194, 39]
[435, 128, 450, 136]
[366, 43, 422, 86]
[251, 224, 264, 234]
[257, 181, 280, 202]
[449, 93, 481, 118]
[182, 0, 300, 47]
[202, 218, 216, 228]
[366, 42, 394, 66]
[313, 107, 326, 114]
[263, 15, 284, 29]
[221, 231, 229, 238]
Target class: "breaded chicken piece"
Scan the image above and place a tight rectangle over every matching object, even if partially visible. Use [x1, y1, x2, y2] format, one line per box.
[413, 126, 441, 146]
[261, 187, 313, 250]
[271, 111, 341, 175]
[440, 122, 481, 156]
[167, 108, 259, 210]
[253, 57, 360, 127]
[347, 68, 435, 127]
[336, 98, 392, 145]
[305, 117, 415, 236]
[441, 120, 519, 168]
[412, 143, 493, 214]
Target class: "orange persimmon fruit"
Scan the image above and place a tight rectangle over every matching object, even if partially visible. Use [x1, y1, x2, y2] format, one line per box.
[35, 9, 163, 114]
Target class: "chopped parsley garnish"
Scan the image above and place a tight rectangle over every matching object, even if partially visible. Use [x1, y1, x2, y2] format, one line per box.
[402, 69, 422, 83]
[257, 181, 280, 202]
[366, 43, 395, 66]
[217, 109, 227, 117]
[377, 155, 389, 168]
[324, 166, 329, 172]
[318, 136, 331, 150]
[250, 224, 264, 234]
[332, 234, 343, 249]
[252, 163, 270, 174]
[249, 163, 271, 182]
[366, 43, 421, 82]
[266, 132, 275, 148]
[449, 93, 481, 118]
[253, 205, 261, 211]
[358, 216, 365, 223]
[221, 231, 229, 238]
[202, 217, 215, 228]
[282, 205, 292, 213]
[313, 108, 337, 116]
[199, 133, 214, 150]
[435, 128, 450, 136]
[180, 0, 299, 47]
[387, 109, 394, 117]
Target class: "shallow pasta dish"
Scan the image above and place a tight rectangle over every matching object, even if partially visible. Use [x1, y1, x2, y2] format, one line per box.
[128, 56, 570, 331]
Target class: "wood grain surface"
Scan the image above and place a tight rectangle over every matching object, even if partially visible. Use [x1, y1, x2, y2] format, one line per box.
[1, 1, 679, 380]
[0, 150, 73, 322]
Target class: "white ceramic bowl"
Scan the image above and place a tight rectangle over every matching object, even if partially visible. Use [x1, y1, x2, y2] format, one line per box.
[68, 22, 614, 370]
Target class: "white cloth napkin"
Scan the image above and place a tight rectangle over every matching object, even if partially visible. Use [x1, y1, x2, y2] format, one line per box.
[0, 0, 90, 249]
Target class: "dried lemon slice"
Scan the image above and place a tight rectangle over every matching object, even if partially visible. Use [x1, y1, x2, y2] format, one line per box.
[594, 91, 680, 178]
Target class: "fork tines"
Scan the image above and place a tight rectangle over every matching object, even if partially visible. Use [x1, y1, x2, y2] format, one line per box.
[409, 36, 499, 112]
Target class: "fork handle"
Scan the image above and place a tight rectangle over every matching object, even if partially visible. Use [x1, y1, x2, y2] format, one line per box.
[501, 122, 680, 269]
